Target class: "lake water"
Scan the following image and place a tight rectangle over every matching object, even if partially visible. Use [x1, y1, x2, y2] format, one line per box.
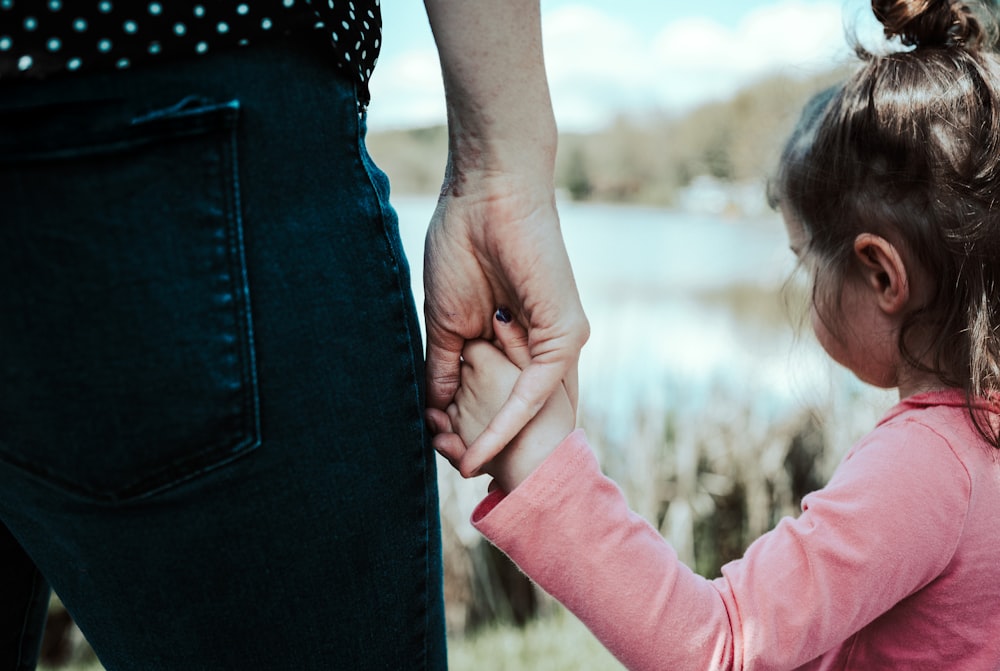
[392, 195, 890, 440]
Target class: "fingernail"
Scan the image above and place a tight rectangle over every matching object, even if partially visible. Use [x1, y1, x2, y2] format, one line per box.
[495, 307, 512, 323]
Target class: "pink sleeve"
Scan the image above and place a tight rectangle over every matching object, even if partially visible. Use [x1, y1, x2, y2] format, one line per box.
[472, 426, 970, 670]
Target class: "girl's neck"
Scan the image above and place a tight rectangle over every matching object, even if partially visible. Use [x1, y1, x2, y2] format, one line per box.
[896, 369, 949, 401]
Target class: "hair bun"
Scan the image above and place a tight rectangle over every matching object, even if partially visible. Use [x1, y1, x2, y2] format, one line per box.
[872, 0, 983, 48]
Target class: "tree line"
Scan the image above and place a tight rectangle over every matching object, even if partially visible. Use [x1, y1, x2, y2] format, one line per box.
[367, 67, 849, 208]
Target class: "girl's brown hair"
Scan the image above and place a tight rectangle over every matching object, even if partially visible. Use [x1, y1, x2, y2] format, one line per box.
[773, 0, 1000, 447]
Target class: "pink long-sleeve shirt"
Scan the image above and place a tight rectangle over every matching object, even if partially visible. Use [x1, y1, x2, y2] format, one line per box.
[472, 390, 1000, 670]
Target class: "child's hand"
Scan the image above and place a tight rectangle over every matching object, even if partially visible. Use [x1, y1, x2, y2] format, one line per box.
[428, 311, 575, 492]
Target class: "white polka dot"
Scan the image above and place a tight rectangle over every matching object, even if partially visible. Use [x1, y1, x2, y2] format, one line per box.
[261, 17, 272, 29]
[173, 22, 186, 35]
[17, 54, 32, 70]
[0, 0, 12, 10]
[48, 0, 60, 11]
[343, 52, 350, 61]
[148, 2, 161, 15]
[341, 20, 349, 30]
[98, 1, 112, 13]
[116, 56, 130, 69]
[354, 40, 360, 50]
[123, 20, 137, 33]
[327, 0, 334, 7]
[195, 41, 207, 53]
[238, 37, 249, 46]
[283, 0, 293, 6]
[98, 38, 111, 51]
[193, 5, 204, 17]
[148, 40, 160, 53]
[73, 17, 87, 31]
[373, 38, 379, 48]
[46, 36, 60, 51]
[67, 57, 81, 70]
[331, 31, 338, 42]
[216, 21, 228, 33]
[23, 16, 37, 31]
[236, 3, 248, 14]
[0, 36, 10, 50]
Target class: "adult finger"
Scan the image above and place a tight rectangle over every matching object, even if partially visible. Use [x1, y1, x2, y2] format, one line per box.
[492, 308, 532, 370]
[425, 333, 465, 411]
[432, 431, 468, 470]
[424, 407, 453, 435]
[456, 359, 567, 477]
[563, 365, 580, 414]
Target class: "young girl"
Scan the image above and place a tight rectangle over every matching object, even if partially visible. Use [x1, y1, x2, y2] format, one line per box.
[428, 0, 1000, 668]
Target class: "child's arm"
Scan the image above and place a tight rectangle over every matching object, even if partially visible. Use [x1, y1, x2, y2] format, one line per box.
[429, 311, 575, 493]
[432, 314, 971, 670]
[466, 419, 969, 670]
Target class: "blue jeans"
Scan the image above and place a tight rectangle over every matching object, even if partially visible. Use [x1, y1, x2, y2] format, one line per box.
[0, 36, 446, 670]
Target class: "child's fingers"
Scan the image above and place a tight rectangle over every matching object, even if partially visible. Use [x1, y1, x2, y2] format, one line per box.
[493, 307, 532, 370]
[461, 339, 499, 368]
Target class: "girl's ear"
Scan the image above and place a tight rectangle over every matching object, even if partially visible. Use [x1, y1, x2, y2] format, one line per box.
[852, 233, 910, 314]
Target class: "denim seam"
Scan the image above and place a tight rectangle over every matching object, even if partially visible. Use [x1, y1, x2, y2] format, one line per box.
[357, 108, 435, 669]
[221, 97, 263, 473]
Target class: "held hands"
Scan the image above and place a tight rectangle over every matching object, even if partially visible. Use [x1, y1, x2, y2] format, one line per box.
[423, 175, 589, 478]
[427, 311, 576, 493]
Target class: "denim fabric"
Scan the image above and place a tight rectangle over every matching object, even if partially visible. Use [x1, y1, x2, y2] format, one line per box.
[0, 38, 446, 670]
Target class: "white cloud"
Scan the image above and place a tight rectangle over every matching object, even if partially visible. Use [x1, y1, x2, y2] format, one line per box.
[543, 5, 661, 129]
[368, 0, 874, 132]
[367, 46, 445, 130]
[554, 0, 850, 130]
[643, 2, 849, 113]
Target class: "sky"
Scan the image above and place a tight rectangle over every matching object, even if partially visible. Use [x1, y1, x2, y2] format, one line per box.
[368, 0, 883, 132]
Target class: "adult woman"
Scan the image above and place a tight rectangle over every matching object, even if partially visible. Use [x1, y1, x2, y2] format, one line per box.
[0, 0, 587, 668]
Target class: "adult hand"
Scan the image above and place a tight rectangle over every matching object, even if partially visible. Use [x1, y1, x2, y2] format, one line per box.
[424, 172, 588, 478]
[427, 313, 576, 492]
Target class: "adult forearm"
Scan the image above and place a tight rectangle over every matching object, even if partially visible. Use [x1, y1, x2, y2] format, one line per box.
[423, 0, 558, 177]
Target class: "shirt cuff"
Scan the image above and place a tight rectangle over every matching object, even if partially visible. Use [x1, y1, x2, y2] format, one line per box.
[471, 428, 593, 527]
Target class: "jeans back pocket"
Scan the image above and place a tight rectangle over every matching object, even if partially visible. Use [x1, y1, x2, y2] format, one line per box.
[0, 96, 260, 502]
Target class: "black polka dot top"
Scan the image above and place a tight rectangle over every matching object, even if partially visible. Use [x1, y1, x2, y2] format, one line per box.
[0, 0, 381, 103]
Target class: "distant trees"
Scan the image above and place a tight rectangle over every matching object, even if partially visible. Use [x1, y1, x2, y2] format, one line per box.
[367, 67, 850, 207]
[553, 68, 849, 207]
